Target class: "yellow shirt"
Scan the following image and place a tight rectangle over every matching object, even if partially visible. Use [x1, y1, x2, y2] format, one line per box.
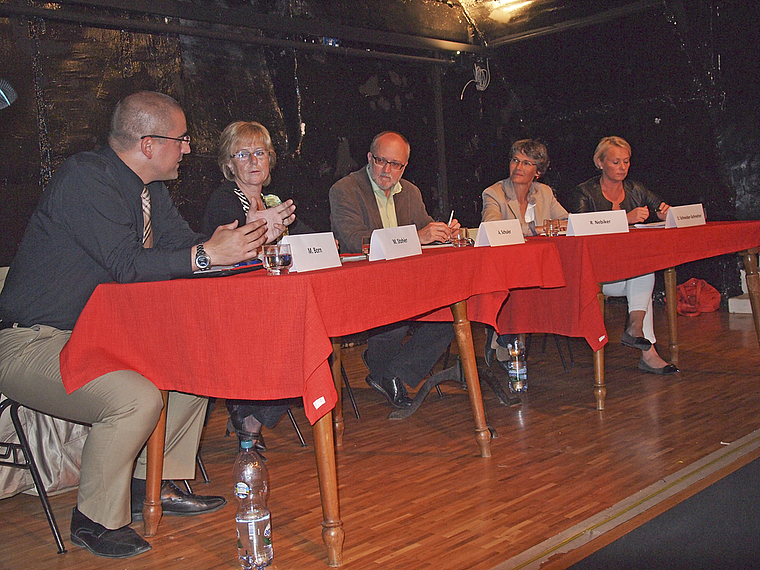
[367, 164, 402, 228]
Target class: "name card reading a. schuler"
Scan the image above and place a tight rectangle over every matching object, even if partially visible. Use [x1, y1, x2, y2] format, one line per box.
[368, 225, 422, 261]
[665, 204, 706, 228]
[566, 210, 629, 236]
[281, 232, 341, 272]
[475, 219, 525, 246]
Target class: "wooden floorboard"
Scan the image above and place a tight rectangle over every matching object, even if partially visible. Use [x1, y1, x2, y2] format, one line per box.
[2, 302, 759, 570]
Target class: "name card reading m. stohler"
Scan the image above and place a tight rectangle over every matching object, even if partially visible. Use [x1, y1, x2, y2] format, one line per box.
[368, 225, 422, 261]
[280, 232, 341, 272]
[566, 210, 629, 236]
[665, 204, 706, 228]
[475, 219, 525, 246]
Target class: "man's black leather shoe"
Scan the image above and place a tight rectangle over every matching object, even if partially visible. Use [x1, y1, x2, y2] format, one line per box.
[71, 507, 151, 559]
[131, 480, 227, 521]
[365, 374, 413, 408]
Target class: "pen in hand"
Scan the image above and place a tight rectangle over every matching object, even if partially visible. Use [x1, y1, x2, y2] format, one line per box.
[447, 210, 454, 227]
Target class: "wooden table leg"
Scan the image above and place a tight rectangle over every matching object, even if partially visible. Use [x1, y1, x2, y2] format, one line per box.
[450, 300, 491, 458]
[740, 249, 760, 349]
[143, 389, 168, 536]
[330, 338, 344, 447]
[313, 411, 344, 567]
[663, 267, 679, 364]
[594, 286, 606, 411]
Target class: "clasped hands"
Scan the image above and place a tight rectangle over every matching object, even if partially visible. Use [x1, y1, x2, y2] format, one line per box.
[201, 200, 296, 267]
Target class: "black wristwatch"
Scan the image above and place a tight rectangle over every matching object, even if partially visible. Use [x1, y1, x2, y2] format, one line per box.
[195, 242, 211, 270]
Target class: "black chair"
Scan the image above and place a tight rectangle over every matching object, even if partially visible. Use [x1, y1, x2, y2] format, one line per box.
[0, 397, 67, 553]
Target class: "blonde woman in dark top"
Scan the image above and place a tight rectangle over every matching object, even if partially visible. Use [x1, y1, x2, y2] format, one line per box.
[571, 136, 677, 375]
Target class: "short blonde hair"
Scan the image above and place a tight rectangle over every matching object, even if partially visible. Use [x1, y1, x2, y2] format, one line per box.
[218, 121, 277, 184]
[593, 136, 631, 169]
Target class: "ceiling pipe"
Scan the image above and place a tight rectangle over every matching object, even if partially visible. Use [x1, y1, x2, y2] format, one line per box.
[0, 1, 487, 65]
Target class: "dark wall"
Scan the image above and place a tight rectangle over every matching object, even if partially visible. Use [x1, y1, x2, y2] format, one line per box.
[1, 2, 758, 299]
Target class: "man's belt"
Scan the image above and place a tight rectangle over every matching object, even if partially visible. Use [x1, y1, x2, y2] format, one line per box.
[0, 319, 18, 331]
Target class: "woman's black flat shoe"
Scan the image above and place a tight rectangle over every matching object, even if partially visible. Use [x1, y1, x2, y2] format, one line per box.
[638, 360, 679, 375]
[621, 332, 651, 351]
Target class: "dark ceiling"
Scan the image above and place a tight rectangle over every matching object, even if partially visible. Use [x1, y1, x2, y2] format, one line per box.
[0, 0, 665, 62]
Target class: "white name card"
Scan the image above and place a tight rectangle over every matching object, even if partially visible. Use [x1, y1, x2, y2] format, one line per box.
[474, 219, 525, 247]
[665, 204, 706, 228]
[567, 210, 629, 236]
[369, 225, 422, 261]
[280, 232, 341, 273]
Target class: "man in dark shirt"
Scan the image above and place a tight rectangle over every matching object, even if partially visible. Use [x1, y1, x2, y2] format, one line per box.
[0, 92, 283, 558]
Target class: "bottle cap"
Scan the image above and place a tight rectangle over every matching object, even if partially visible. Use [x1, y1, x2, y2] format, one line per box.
[239, 438, 254, 449]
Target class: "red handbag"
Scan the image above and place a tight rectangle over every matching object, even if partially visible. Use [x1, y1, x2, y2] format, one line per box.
[676, 278, 721, 317]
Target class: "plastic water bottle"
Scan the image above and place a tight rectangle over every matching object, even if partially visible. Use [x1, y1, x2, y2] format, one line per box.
[233, 439, 273, 569]
[507, 338, 527, 393]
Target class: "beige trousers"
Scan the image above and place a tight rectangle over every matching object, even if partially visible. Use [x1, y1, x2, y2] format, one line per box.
[0, 325, 207, 529]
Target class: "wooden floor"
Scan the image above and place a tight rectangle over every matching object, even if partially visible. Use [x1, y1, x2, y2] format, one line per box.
[3, 302, 760, 570]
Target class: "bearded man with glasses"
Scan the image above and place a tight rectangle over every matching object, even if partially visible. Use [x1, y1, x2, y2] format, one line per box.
[329, 131, 460, 408]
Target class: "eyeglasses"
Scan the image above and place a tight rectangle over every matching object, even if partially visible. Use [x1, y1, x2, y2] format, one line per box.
[510, 157, 537, 168]
[231, 149, 269, 162]
[370, 154, 406, 171]
[141, 134, 191, 144]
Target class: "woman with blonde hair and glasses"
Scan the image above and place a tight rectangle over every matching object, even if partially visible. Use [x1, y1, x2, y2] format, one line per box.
[571, 135, 677, 375]
[203, 121, 311, 450]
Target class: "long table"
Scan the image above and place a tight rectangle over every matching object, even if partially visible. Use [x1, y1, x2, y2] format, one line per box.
[497, 220, 760, 409]
[58, 240, 565, 566]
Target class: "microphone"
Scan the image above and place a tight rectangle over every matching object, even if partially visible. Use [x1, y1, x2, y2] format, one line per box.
[0, 79, 17, 110]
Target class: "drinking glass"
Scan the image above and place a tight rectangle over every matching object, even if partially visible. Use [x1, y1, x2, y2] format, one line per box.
[263, 243, 293, 275]
[451, 227, 472, 247]
[543, 219, 560, 237]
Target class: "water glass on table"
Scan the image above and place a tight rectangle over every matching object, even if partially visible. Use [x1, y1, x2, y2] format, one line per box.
[451, 227, 472, 247]
[263, 243, 292, 275]
[543, 219, 561, 237]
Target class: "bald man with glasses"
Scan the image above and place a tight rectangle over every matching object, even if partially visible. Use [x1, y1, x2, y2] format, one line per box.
[329, 131, 460, 408]
[0, 91, 270, 559]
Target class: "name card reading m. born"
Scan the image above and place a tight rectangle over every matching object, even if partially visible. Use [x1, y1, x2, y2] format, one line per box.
[475, 219, 525, 246]
[567, 210, 629, 236]
[368, 225, 422, 261]
[665, 204, 706, 228]
[280, 232, 341, 272]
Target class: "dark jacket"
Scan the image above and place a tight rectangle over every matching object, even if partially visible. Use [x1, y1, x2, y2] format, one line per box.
[570, 176, 662, 220]
[329, 166, 434, 254]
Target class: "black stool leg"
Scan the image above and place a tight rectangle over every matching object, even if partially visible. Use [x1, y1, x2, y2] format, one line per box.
[551, 334, 569, 373]
[196, 453, 209, 483]
[5, 400, 67, 553]
[288, 409, 307, 447]
[340, 364, 361, 419]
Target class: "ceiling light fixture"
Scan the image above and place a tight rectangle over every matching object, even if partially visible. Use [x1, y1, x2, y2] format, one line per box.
[489, 0, 533, 23]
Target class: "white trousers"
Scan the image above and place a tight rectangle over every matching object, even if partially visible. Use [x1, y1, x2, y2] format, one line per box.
[602, 272, 656, 344]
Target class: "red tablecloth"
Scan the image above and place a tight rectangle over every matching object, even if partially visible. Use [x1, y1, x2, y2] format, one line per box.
[59, 241, 565, 424]
[497, 221, 760, 351]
